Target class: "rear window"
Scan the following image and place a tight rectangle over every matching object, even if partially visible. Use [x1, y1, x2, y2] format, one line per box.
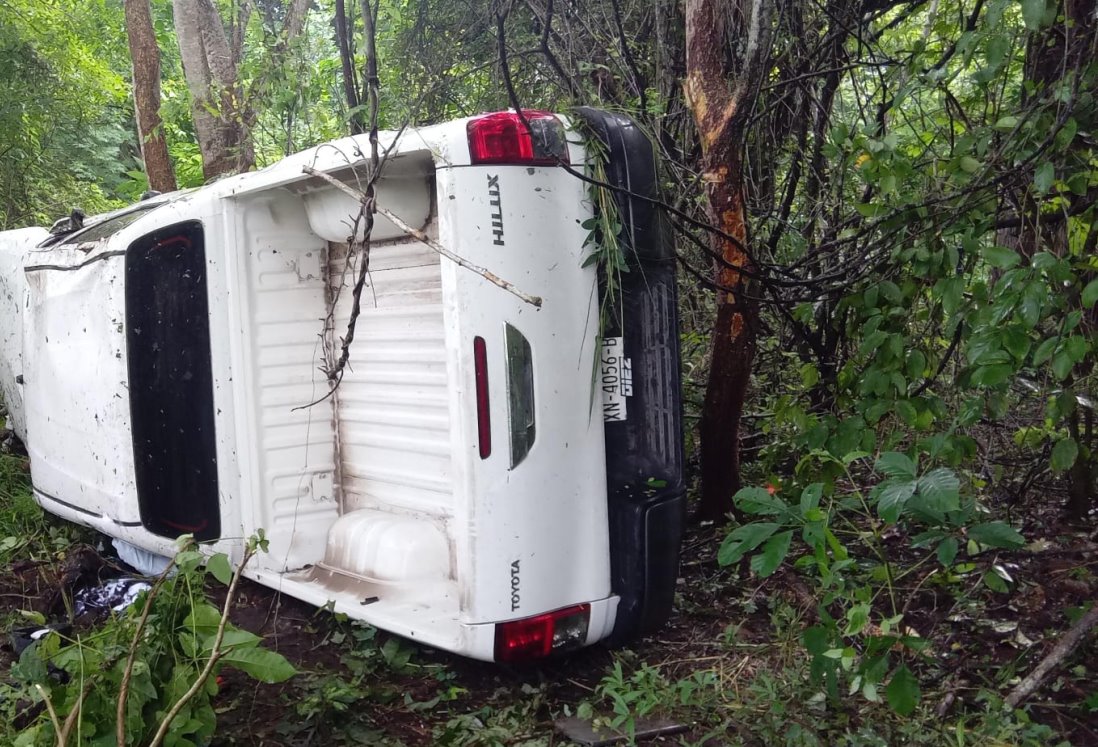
[61, 204, 161, 244]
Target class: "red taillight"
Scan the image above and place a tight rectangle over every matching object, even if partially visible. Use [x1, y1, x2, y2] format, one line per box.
[494, 604, 591, 662]
[467, 111, 568, 165]
[474, 336, 491, 459]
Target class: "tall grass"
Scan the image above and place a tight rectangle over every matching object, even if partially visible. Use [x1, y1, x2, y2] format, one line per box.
[0, 452, 47, 566]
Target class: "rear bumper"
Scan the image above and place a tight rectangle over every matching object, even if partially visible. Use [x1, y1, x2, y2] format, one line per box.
[574, 108, 686, 644]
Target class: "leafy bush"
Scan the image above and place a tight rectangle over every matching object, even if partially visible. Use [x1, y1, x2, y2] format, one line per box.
[720, 450, 1026, 714]
[6, 534, 295, 747]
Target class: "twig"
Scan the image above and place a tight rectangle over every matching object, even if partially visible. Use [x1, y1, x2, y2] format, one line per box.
[35, 685, 62, 747]
[1004, 602, 1098, 709]
[301, 165, 543, 307]
[58, 678, 94, 746]
[325, 206, 375, 381]
[322, 0, 383, 385]
[117, 554, 179, 747]
[147, 548, 256, 747]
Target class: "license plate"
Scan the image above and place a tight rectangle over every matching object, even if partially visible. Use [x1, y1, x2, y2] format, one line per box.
[601, 337, 632, 422]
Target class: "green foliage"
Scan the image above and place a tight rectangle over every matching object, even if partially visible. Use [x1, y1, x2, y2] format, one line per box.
[719, 447, 1034, 713]
[720, 0, 1098, 724]
[0, 1, 132, 228]
[6, 539, 295, 746]
[577, 659, 717, 744]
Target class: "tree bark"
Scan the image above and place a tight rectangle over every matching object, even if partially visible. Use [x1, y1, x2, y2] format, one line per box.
[685, 0, 771, 521]
[1004, 600, 1098, 708]
[334, 0, 363, 133]
[999, 0, 1097, 516]
[172, 0, 254, 180]
[124, 0, 177, 193]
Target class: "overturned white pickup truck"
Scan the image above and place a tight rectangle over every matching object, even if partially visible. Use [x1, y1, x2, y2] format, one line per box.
[0, 109, 684, 661]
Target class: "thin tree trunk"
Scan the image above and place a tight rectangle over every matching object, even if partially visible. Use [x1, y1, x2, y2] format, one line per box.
[334, 0, 363, 133]
[172, 0, 254, 180]
[694, 141, 758, 522]
[685, 0, 770, 521]
[124, 0, 177, 193]
[999, 0, 1097, 516]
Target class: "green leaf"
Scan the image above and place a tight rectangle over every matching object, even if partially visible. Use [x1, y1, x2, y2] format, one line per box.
[878, 481, 917, 521]
[1051, 438, 1079, 472]
[993, 115, 1019, 132]
[220, 647, 296, 684]
[1021, 0, 1049, 30]
[750, 530, 793, 577]
[799, 483, 823, 515]
[18, 610, 46, 626]
[906, 350, 927, 379]
[877, 452, 916, 481]
[982, 245, 1020, 269]
[983, 569, 1010, 593]
[856, 202, 887, 218]
[890, 400, 914, 426]
[1020, 284, 1045, 329]
[937, 537, 959, 567]
[970, 364, 1013, 387]
[1001, 327, 1031, 360]
[845, 603, 871, 636]
[802, 625, 831, 655]
[1034, 162, 1055, 194]
[886, 665, 920, 716]
[201, 629, 260, 652]
[1080, 279, 1098, 307]
[1056, 118, 1078, 150]
[207, 554, 233, 586]
[381, 638, 413, 669]
[176, 550, 204, 573]
[717, 522, 780, 566]
[959, 155, 980, 174]
[183, 603, 223, 636]
[733, 487, 788, 516]
[1051, 351, 1074, 380]
[917, 468, 960, 506]
[1064, 335, 1088, 363]
[967, 521, 1025, 549]
[1032, 337, 1058, 365]
[800, 363, 820, 388]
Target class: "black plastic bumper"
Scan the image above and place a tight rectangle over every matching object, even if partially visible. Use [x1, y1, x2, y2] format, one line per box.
[573, 108, 686, 644]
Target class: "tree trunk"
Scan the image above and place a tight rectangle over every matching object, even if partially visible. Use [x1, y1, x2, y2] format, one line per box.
[124, 0, 177, 193]
[172, 0, 254, 180]
[1000, 0, 1097, 516]
[685, 0, 770, 521]
[334, 0, 364, 133]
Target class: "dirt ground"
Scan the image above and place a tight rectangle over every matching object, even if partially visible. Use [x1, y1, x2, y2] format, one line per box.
[0, 491, 1095, 745]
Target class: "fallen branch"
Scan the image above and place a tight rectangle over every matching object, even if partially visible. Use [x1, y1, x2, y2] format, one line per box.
[302, 165, 543, 308]
[326, 203, 375, 382]
[1004, 602, 1098, 709]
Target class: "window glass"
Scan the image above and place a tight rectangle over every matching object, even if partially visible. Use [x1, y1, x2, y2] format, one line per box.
[61, 204, 161, 244]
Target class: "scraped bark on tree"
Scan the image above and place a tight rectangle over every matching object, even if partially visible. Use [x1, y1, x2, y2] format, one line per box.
[124, 0, 177, 193]
[685, 0, 772, 521]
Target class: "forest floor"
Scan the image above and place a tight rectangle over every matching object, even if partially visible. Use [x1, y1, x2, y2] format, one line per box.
[0, 448, 1095, 746]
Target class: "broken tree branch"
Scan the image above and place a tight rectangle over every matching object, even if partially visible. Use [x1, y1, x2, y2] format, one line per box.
[324, 0, 382, 385]
[302, 165, 543, 308]
[1004, 602, 1098, 709]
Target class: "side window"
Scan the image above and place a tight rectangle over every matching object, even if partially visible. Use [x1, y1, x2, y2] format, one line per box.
[126, 221, 220, 541]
